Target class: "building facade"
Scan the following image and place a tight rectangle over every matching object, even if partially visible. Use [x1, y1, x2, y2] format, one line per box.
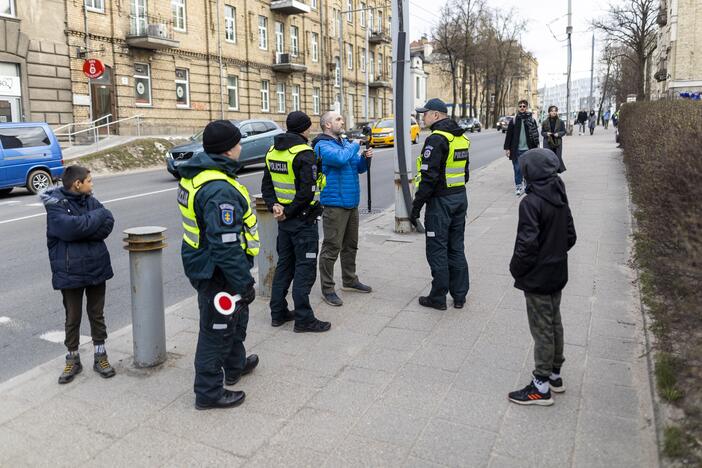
[539, 76, 604, 122]
[63, 0, 393, 135]
[504, 53, 539, 117]
[0, 0, 73, 124]
[653, 0, 702, 98]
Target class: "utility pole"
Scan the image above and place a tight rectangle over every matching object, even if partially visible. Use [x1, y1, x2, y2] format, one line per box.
[365, 19, 370, 122]
[588, 33, 595, 112]
[338, 13, 345, 118]
[83, 3, 94, 123]
[391, 0, 413, 233]
[565, 0, 573, 133]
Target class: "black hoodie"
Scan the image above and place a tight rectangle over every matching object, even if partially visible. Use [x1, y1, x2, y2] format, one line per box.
[261, 132, 322, 222]
[412, 118, 469, 213]
[509, 148, 577, 294]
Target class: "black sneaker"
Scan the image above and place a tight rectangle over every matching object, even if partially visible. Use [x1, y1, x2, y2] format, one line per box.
[271, 311, 294, 327]
[453, 300, 465, 309]
[93, 352, 116, 378]
[342, 281, 372, 293]
[294, 318, 331, 333]
[418, 296, 447, 311]
[508, 381, 553, 406]
[549, 377, 565, 393]
[58, 354, 82, 385]
[322, 291, 344, 307]
[225, 354, 259, 386]
[195, 390, 246, 410]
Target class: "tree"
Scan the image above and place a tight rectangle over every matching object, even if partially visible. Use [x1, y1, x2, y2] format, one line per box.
[432, 4, 463, 119]
[454, 0, 485, 118]
[592, 0, 659, 101]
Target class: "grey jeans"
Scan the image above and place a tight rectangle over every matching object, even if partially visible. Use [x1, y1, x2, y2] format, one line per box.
[319, 206, 359, 293]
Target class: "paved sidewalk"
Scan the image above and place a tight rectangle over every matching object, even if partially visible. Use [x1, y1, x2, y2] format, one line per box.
[0, 130, 658, 467]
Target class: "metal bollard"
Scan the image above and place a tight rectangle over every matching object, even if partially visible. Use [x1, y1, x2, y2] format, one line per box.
[123, 226, 167, 368]
[254, 195, 278, 297]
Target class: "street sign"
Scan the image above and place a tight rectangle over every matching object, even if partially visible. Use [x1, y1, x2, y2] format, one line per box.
[83, 59, 105, 79]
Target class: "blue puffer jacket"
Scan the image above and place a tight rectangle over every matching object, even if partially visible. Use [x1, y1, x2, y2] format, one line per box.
[312, 134, 367, 208]
[40, 187, 114, 290]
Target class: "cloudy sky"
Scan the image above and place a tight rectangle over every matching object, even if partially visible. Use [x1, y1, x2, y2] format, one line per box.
[408, 0, 612, 89]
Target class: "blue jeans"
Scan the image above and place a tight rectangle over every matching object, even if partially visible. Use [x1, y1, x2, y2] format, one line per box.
[512, 149, 528, 187]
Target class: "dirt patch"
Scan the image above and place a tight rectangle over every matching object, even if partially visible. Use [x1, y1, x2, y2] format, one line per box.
[70, 138, 185, 175]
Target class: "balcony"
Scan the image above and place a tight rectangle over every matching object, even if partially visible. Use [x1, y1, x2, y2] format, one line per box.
[270, 0, 310, 15]
[126, 15, 180, 50]
[654, 68, 668, 82]
[369, 75, 391, 88]
[272, 52, 307, 73]
[369, 30, 391, 44]
[656, 10, 668, 26]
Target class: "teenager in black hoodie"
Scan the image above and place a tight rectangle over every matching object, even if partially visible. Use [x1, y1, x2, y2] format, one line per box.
[508, 148, 577, 406]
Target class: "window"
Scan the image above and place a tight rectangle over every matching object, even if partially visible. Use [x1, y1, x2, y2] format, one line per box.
[370, 97, 375, 118]
[360, 48, 366, 72]
[84, 0, 103, 13]
[134, 63, 151, 106]
[312, 87, 320, 115]
[416, 76, 420, 99]
[290, 26, 299, 56]
[172, 0, 186, 32]
[369, 51, 375, 76]
[334, 57, 341, 87]
[376, 10, 383, 33]
[368, 9, 373, 33]
[261, 80, 270, 112]
[311, 0, 317, 9]
[175, 68, 189, 107]
[258, 16, 268, 50]
[347, 0, 353, 22]
[275, 21, 284, 55]
[224, 5, 236, 42]
[311, 32, 319, 62]
[360, 2, 366, 27]
[227, 76, 239, 110]
[377, 98, 382, 117]
[131, 0, 147, 35]
[0, 127, 50, 149]
[292, 85, 300, 111]
[239, 123, 253, 136]
[252, 122, 268, 135]
[377, 53, 383, 78]
[346, 44, 353, 70]
[276, 83, 286, 113]
[331, 8, 338, 35]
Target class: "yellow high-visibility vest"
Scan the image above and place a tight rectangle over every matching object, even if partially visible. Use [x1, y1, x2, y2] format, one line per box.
[265, 143, 326, 205]
[415, 130, 470, 187]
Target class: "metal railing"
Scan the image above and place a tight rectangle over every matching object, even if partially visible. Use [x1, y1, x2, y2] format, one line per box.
[128, 14, 176, 40]
[55, 115, 144, 149]
[54, 114, 113, 144]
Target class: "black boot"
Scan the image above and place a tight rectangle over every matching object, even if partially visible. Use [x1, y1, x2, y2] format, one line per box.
[58, 354, 82, 385]
[195, 390, 246, 410]
[294, 318, 331, 333]
[225, 354, 259, 386]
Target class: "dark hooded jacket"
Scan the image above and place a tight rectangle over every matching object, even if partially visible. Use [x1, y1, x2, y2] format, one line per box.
[40, 187, 114, 290]
[178, 151, 254, 293]
[261, 132, 322, 223]
[412, 118, 469, 214]
[509, 148, 577, 294]
[503, 112, 540, 159]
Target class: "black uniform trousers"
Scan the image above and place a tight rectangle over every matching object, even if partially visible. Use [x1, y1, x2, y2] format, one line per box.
[424, 191, 470, 306]
[191, 269, 248, 404]
[270, 217, 319, 325]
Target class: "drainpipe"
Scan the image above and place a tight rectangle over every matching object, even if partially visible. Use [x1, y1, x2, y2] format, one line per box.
[216, 0, 224, 119]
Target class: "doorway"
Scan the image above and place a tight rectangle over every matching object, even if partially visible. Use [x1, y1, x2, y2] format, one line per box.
[90, 65, 116, 135]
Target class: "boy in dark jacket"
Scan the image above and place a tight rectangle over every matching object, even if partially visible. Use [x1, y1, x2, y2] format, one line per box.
[41, 165, 116, 384]
[508, 149, 576, 406]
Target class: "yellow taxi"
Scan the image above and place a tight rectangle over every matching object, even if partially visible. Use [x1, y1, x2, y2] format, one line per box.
[368, 117, 421, 147]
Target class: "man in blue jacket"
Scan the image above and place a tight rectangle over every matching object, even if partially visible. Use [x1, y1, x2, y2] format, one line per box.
[312, 111, 373, 306]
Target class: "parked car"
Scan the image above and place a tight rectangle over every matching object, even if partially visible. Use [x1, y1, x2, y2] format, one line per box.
[166, 119, 283, 179]
[458, 118, 482, 133]
[368, 117, 421, 147]
[0, 122, 64, 196]
[496, 116, 513, 133]
[344, 122, 372, 143]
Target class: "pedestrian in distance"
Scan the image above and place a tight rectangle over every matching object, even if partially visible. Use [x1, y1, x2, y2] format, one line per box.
[603, 109, 611, 130]
[588, 110, 597, 135]
[508, 148, 577, 406]
[261, 111, 331, 333]
[504, 99, 540, 197]
[312, 111, 374, 307]
[178, 120, 260, 410]
[40, 165, 117, 384]
[611, 110, 619, 128]
[576, 110, 588, 135]
[541, 105, 567, 173]
[411, 98, 471, 311]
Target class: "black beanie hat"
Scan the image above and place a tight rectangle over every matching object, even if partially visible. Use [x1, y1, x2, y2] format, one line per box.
[203, 120, 242, 154]
[286, 111, 312, 134]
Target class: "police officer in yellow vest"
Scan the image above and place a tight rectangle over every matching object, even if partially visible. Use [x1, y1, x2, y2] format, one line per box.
[261, 111, 331, 333]
[178, 120, 259, 410]
[411, 98, 471, 310]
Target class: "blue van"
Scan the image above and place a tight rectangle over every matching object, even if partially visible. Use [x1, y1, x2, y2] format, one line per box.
[0, 122, 64, 195]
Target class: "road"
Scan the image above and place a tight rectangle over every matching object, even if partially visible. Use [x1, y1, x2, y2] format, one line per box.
[0, 129, 504, 382]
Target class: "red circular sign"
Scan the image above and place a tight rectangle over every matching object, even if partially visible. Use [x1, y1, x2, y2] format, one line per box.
[83, 59, 105, 79]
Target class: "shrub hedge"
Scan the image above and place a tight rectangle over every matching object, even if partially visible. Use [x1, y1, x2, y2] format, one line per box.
[619, 100, 702, 462]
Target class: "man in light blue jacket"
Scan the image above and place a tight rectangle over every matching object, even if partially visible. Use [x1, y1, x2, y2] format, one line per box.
[312, 111, 373, 306]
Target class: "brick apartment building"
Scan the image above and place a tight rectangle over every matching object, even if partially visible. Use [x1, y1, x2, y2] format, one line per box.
[62, 0, 394, 135]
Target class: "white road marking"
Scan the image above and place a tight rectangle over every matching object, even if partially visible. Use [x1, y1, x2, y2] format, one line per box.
[25, 203, 43, 207]
[0, 316, 11, 324]
[0, 201, 21, 206]
[40, 330, 91, 345]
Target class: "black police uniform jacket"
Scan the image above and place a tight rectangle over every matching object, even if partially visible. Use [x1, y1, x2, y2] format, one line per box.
[412, 118, 468, 214]
[178, 152, 255, 294]
[261, 132, 322, 223]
